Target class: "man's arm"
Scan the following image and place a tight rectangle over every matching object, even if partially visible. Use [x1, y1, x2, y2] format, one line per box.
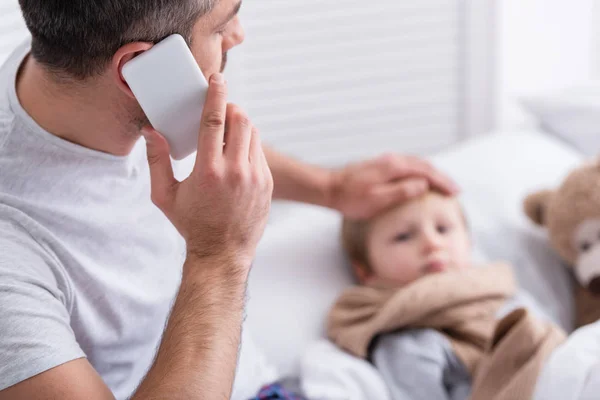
[132, 255, 248, 399]
[264, 146, 459, 220]
[0, 256, 247, 400]
[263, 145, 333, 207]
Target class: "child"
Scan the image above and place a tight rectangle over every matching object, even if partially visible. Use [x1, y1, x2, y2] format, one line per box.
[327, 191, 565, 400]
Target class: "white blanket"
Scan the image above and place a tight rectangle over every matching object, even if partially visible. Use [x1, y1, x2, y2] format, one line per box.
[533, 320, 600, 400]
[303, 322, 600, 400]
[300, 340, 391, 400]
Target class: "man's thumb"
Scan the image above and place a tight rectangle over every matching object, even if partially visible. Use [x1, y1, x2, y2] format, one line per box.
[377, 178, 429, 209]
[142, 127, 177, 209]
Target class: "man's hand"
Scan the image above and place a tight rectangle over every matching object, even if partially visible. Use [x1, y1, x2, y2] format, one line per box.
[135, 73, 273, 399]
[327, 154, 459, 220]
[143, 73, 273, 270]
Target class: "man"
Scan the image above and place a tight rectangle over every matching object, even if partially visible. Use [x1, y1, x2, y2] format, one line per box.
[0, 0, 458, 399]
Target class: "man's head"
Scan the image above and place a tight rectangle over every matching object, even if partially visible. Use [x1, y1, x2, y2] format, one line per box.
[19, 0, 244, 80]
[342, 192, 472, 287]
[18, 0, 244, 131]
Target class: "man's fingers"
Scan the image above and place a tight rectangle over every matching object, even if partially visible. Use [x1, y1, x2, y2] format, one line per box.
[372, 178, 429, 210]
[258, 136, 273, 190]
[249, 128, 272, 183]
[379, 154, 459, 195]
[249, 126, 261, 164]
[197, 73, 227, 165]
[224, 104, 252, 163]
[404, 156, 459, 195]
[430, 172, 459, 195]
[142, 127, 177, 209]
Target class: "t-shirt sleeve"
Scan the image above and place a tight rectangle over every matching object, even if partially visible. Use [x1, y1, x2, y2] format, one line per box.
[0, 219, 86, 391]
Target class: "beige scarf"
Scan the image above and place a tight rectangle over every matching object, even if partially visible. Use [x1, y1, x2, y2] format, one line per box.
[327, 263, 566, 400]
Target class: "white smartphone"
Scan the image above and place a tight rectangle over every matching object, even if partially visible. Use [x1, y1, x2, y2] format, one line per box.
[122, 34, 209, 160]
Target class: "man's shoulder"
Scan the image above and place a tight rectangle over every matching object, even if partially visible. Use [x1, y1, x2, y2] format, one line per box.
[0, 207, 84, 394]
[0, 204, 66, 292]
[0, 202, 54, 256]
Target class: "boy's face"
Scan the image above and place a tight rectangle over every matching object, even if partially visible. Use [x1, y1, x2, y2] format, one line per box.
[363, 193, 471, 287]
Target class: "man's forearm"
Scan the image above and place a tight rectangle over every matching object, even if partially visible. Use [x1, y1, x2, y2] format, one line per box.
[132, 256, 248, 400]
[263, 145, 334, 207]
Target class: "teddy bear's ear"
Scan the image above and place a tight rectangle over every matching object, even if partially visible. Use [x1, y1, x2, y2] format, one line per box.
[524, 190, 554, 226]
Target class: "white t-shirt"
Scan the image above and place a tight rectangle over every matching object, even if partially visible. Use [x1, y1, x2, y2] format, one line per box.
[0, 40, 276, 399]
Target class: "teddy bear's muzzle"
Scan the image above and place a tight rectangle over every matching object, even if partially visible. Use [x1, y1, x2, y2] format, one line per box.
[588, 276, 600, 295]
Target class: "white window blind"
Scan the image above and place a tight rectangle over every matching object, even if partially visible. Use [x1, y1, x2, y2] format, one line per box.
[228, 0, 466, 166]
[0, 0, 480, 166]
[0, 0, 28, 66]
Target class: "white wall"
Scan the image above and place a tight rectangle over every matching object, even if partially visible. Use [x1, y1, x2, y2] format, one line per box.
[496, 0, 596, 129]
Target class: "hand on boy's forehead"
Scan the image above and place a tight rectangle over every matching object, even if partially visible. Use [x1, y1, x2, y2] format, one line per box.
[326, 154, 458, 221]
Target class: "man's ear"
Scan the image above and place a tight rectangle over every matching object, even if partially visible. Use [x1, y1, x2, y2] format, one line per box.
[352, 261, 372, 285]
[524, 189, 554, 226]
[111, 41, 154, 99]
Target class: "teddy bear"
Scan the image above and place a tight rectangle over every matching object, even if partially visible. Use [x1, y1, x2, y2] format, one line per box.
[524, 160, 600, 328]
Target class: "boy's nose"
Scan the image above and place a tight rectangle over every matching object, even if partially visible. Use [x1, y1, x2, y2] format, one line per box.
[422, 232, 443, 253]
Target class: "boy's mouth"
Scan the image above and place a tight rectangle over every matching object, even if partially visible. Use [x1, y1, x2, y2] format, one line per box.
[423, 259, 447, 274]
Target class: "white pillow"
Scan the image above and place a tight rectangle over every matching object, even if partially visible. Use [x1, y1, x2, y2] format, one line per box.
[246, 130, 584, 377]
[521, 83, 600, 156]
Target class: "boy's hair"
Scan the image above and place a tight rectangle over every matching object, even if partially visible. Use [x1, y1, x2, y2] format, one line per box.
[341, 218, 372, 272]
[18, 0, 217, 79]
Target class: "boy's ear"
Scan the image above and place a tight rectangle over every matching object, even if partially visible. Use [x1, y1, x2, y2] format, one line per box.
[524, 189, 554, 226]
[352, 261, 372, 284]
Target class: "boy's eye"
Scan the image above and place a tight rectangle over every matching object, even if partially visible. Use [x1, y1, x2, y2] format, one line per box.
[437, 225, 450, 234]
[394, 233, 412, 242]
[581, 241, 592, 253]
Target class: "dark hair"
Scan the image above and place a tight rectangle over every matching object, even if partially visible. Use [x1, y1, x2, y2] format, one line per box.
[18, 0, 217, 79]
